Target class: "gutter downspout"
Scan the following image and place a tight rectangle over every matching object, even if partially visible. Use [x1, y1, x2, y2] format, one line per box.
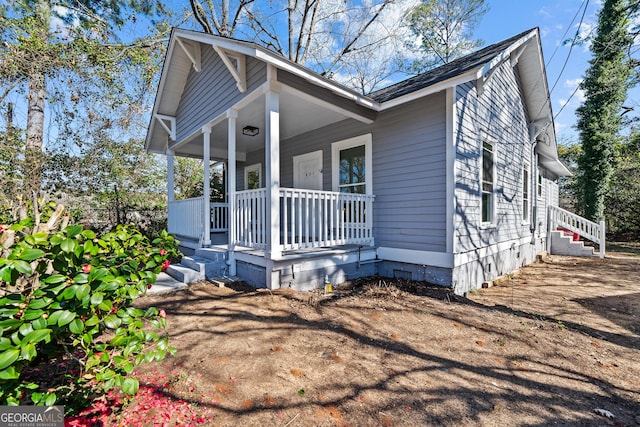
[531, 141, 538, 238]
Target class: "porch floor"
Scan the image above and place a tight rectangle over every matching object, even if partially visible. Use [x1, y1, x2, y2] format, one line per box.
[203, 243, 375, 262]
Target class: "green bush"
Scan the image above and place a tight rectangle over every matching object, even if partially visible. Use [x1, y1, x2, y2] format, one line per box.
[0, 212, 181, 410]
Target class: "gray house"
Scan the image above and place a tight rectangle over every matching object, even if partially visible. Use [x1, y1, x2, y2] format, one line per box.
[145, 27, 604, 295]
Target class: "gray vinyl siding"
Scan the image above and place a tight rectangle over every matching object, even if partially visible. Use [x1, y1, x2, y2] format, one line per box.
[371, 95, 447, 252]
[175, 48, 267, 142]
[454, 62, 534, 253]
[244, 92, 448, 252]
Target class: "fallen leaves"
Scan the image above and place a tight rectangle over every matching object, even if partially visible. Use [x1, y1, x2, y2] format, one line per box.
[290, 368, 305, 377]
[65, 370, 215, 427]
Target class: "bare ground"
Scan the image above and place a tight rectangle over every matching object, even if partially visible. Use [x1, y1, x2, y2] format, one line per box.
[133, 250, 640, 427]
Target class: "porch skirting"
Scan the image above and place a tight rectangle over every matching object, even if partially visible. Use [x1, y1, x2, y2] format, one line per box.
[235, 245, 378, 290]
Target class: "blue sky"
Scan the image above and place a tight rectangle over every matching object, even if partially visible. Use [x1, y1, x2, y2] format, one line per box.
[2, 0, 627, 146]
[475, 0, 633, 142]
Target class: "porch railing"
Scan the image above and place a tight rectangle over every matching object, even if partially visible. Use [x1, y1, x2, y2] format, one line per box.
[168, 199, 229, 240]
[234, 188, 268, 250]
[210, 202, 228, 232]
[280, 188, 374, 250]
[232, 188, 375, 252]
[548, 205, 605, 258]
[168, 197, 205, 240]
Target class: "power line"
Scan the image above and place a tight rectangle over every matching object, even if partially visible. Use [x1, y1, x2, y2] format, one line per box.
[544, 0, 589, 67]
[553, 6, 636, 121]
[532, 0, 593, 121]
[548, 0, 590, 97]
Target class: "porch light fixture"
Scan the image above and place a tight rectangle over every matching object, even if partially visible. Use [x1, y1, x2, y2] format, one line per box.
[242, 125, 259, 136]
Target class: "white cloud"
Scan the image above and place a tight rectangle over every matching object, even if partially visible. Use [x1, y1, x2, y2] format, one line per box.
[565, 78, 583, 88]
[538, 7, 552, 19]
[565, 78, 585, 103]
[576, 21, 595, 50]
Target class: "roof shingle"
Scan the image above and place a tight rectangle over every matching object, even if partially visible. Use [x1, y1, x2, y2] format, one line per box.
[369, 29, 536, 103]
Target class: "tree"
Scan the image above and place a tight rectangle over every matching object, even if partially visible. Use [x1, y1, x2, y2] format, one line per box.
[406, 0, 489, 71]
[556, 138, 582, 211]
[173, 158, 225, 201]
[45, 135, 167, 224]
[188, 0, 415, 94]
[604, 129, 640, 234]
[0, 0, 169, 200]
[575, 0, 633, 221]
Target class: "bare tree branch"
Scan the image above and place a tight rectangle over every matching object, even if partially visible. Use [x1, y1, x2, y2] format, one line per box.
[321, 1, 393, 77]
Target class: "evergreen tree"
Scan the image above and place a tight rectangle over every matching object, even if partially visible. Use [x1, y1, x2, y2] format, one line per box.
[575, 0, 633, 221]
[0, 0, 168, 200]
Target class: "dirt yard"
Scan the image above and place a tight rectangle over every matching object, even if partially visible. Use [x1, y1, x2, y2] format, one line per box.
[131, 250, 640, 427]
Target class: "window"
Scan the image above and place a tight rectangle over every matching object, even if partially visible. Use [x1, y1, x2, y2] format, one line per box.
[481, 141, 494, 223]
[332, 134, 372, 195]
[339, 145, 366, 194]
[244, 163, 261, 190]
[537, 173, 543, 198]
[522, 162, 530, 222]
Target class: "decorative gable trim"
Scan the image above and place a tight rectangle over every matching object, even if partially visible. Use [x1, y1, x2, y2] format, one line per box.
[176, 37, 201, 72]
[154, 114, 176, 141]
[212, 45, 247, 93]
[476, 30, 537, 96]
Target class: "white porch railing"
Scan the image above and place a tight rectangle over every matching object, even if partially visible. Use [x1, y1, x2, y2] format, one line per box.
[168, 199, 229, 240]
[234, 188, 268, 249]
[232, 188, 375, 252]
[548, 205, 605, 258]
[280, 188, 374, 250]
[210, 202, 228, 232]
[168, 197, 205, 240]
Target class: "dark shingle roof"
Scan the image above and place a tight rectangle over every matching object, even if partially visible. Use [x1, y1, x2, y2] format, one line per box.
[369, 29, 536, 103]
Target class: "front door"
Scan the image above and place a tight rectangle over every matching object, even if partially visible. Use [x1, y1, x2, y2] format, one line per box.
[292, 150, 323, 244]
[293, 150, 323, 190]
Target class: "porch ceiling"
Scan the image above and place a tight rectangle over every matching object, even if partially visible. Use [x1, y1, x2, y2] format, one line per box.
[171, 87, 350, 160]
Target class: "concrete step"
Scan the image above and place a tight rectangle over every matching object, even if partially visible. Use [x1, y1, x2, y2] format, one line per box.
[147, 272, 188, 295]
[181, 255, 209, 273]
[166, 263, 205, 283]
[195, 247, 228, 263]
[550, 231, 597, 257]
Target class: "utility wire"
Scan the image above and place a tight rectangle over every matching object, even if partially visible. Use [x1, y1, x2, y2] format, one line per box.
[553, 7, 635, 120]
[545, 0, 589, 67]
[533, 0, 592, 121]
[548, 0, 590, 97]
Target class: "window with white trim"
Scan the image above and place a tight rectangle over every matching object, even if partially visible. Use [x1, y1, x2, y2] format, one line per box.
[481, 141, 494, 223]
[522, 162, 530, 222]
[331, 134, 372, 195]
[244, 163, 261, 190]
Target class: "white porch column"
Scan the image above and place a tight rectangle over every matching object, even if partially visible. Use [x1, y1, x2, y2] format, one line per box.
[227, 109, 237, 275]
[166, 149, 175, 235]
[202, 126, 212, 247]
[167, 149, 175, 203]
[265, 87, 281, 264]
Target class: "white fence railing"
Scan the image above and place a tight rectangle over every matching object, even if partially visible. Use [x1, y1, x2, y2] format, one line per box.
[280, 188, 374, 250]
[234, 188, 268, 250]
[169, 199, 229, 239]
[232, 188, 374, 251]
[548, 205, 605, 258]
[172, 189, 375, 252]
[168, 197, 205, 240]
[210, 202, 228, 232]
